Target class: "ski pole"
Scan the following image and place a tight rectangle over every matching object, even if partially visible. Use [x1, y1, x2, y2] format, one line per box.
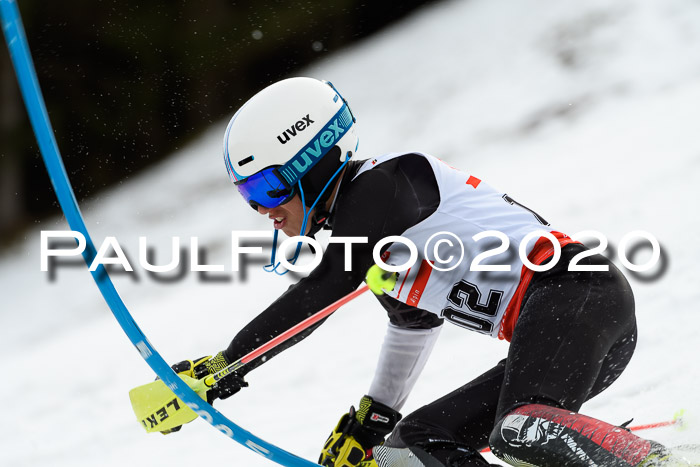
[626, 409, 685, 432]
[130, 283, 373, 433]
[189, 284, 371, 393]
[196, 264, 397, 392]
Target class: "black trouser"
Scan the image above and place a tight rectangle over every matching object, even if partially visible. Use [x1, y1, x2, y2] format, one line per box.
[385, 244, 637, 464]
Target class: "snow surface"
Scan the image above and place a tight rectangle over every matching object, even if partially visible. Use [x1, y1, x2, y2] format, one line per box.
[2, 0, 700, 465]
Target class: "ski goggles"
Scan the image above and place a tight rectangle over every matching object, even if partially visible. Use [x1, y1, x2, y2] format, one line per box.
[232, 98, 355, 210]
[234, 166, 295, 210]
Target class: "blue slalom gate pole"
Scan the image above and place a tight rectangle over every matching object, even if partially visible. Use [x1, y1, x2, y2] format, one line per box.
[0, 2, 317, 465]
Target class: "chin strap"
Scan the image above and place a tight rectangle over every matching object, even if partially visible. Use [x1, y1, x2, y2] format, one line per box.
[262, 229, 282, 273]
[263, 152, 350, 276]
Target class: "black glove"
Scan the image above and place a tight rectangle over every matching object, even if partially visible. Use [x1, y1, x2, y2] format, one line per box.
[319, 395, 402, 466]
[162, 352, 247, 435]
[170, 352, 248, 404]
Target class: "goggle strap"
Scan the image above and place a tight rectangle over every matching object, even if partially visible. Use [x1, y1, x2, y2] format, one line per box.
[273, 167, 293, 190]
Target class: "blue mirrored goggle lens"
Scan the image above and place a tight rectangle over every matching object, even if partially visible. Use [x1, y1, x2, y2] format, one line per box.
[236, 168, 294, 209]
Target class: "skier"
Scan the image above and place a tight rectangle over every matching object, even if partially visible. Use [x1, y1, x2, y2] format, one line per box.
[172, 77, 684, 466]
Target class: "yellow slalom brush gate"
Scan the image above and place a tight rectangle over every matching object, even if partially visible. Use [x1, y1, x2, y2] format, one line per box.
[130, 374, 206, 433]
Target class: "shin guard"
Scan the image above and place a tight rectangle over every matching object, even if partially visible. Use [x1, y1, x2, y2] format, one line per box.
[489, 404, 653, 467]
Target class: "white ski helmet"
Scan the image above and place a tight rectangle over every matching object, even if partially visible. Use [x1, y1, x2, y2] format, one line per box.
[223, 77, 358, 210]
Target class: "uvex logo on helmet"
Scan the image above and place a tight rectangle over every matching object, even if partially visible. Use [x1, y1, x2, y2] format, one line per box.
[277, 104, 354, 186]
[277, 115, 314, 144]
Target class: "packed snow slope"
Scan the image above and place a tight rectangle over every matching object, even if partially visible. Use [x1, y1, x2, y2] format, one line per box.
[2, 0, 699, 465]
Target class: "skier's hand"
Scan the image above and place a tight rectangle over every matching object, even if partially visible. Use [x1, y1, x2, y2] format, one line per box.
[319, 396, 401, 466]
[174, 352, 248, 403]
[161, 352, 247, 434]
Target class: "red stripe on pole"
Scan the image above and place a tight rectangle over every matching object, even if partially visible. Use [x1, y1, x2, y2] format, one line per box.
[239, 284, 370, 366]
[627, 420, 677, 431]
